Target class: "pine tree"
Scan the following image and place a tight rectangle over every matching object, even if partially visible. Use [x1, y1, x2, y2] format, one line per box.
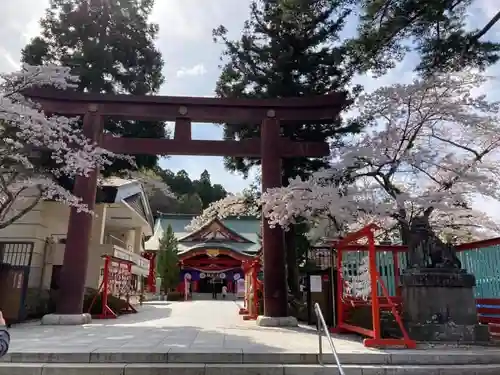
[156, 224, 180, 292]
[213, 0, 360, 296]
[21, 0, 166, 174]
[348, 0, 500, 77]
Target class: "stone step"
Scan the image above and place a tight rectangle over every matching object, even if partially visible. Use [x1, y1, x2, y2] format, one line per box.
[1, 363, 500, 375]
[0, 348, 500, 368]
[2, 349, 500, 365]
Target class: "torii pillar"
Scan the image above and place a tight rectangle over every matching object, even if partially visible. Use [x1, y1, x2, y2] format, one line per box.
[42, 105, 103, 324]
[257, 116, 291, 325]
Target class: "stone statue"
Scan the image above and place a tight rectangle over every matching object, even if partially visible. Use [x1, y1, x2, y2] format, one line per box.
[407, 214, 461, 270]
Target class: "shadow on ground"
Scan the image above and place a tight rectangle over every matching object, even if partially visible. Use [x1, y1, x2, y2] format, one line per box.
[9, 325, 282, 353]
[7, 303, 280, 353]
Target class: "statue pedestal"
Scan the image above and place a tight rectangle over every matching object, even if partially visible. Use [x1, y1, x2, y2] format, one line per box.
[401, 268, 489, 343]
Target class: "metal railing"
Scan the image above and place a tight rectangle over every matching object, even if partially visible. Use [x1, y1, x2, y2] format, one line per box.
[105, 234, 133, 252]
[314, 302, 345, 374]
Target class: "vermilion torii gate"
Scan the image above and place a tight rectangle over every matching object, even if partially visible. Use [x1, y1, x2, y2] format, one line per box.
[27, 88, 347, 323]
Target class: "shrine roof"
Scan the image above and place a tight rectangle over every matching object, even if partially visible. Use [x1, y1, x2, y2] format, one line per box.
[99, 177, 154, 232]
[144, 214, 261, 254]
[177, 241, 258, 256]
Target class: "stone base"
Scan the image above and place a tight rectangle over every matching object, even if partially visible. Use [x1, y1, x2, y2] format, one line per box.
[401, 268, 488, 343]
[256, 315, 298, 327]
[406, 323, 490, 343]
[41, 313, 92, 325]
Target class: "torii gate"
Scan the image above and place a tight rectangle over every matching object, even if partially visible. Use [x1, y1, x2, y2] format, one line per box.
[27, 88, 347, 323]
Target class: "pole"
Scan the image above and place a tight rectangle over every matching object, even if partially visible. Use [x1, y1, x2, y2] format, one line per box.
[393, 251, 401, 297]
[336, 246, 344, 327]
[101, 256, 110, 317]
[368, 230, 381, 340]
[261, 116, 287, 317]
[56, 108, 103, 314]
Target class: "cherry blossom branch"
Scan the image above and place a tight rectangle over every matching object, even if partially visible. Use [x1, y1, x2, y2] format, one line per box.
[0, 64, 132, 228]
[258, 71, 500, 242]
[186, 192, 260, 231]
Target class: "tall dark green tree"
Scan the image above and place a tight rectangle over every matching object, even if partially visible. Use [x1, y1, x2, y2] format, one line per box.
[178, 193, 204, 214]
[193, 170, 227, 209]
[158, 169, 228, 212]
[214, 0, 359, 296]
[156, 224, 180, 292]
[348, 0, 500, 77]
[21, 0, 166, 174]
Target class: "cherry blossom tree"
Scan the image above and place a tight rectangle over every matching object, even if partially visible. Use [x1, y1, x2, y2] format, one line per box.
[261, 71, 500, 244]
[186, 189, 260, 231]
[127, 169, 175, 200]
[0, 64, 124, 229]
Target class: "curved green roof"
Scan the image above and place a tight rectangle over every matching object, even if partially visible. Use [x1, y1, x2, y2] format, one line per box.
[144, 214, 261, 254]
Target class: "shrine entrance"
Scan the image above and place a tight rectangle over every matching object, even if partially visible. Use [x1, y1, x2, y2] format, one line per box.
[178, 247, 250, 296]
[26, 88, 347, 321]
[197, 276, 213, 294]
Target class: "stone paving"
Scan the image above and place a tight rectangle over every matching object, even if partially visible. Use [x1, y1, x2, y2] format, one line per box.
[7, 299, 366, 354]
[2, 299, 500, 365]
[3, 300, 500, 374]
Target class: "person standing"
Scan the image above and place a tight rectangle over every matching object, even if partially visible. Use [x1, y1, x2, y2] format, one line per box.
[212, 280, 217, 300]
[222, 285, 228, 300]
[0, 311, 10, 357]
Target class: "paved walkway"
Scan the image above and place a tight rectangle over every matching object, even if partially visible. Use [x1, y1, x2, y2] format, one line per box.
[5, 299, 500, 362]
[8, 300, 366, 353]
[3, 301, 500, 374]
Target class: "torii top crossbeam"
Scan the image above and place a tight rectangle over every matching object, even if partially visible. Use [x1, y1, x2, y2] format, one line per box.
[25, 88, 348, 157]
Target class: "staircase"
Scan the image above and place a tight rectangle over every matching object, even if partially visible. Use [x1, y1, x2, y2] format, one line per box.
[2, 349, 500, 374]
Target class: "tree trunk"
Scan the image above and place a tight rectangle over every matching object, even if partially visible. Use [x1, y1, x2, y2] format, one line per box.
[285, 227, 301, 298]
[398, 214, 411, 268]
[400, 221, 410, 246]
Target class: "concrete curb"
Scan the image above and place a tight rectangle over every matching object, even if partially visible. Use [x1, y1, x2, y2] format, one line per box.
[1, 362, 500, 375]
[1, 350, 500, 365]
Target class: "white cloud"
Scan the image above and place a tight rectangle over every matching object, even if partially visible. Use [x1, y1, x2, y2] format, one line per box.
[176, 64, 207, 78]
[151, 0, 250, 41]
[2, 0, 500, 199]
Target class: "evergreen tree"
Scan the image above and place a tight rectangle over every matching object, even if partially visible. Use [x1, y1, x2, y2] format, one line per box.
[158, 169, 228, 212]
[156, 224, 180, 292]
[213, 0, 360, 296]
[193, 170, 227, 209]
[21, 0, 166, 174]
[178, 193, 204, 214]
[214, 0, 358, 178]
[348, 0, 500, 77]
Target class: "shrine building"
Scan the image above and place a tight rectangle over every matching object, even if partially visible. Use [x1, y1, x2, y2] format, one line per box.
[144, 214, 260, 293]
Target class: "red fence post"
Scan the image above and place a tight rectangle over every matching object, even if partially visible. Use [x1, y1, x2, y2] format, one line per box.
[101, 255, 110, 317]
[393, 251, 401, 297]
[336, 244, 344, 330]
[368, 231, 381, 341]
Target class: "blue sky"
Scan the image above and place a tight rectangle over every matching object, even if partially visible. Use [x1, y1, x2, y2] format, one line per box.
[0, 0, 498, 197]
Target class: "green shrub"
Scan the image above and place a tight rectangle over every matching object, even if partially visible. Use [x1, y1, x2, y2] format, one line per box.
[257, 289, 264, 315]
[82, 291, 128, 315]
[344, 305, 401, 338]
[167, 291, 182, 301]
[23, 289, 56, 320]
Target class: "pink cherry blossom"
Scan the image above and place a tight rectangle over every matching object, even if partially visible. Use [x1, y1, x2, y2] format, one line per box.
[260, 71, 500, 243]
[190, 71, 500, 244]
[0, 64, 130, 229]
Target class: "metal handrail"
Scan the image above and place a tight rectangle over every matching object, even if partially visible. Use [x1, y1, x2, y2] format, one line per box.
[105, 234, 133, 252]
[314, 302, 345, 374]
